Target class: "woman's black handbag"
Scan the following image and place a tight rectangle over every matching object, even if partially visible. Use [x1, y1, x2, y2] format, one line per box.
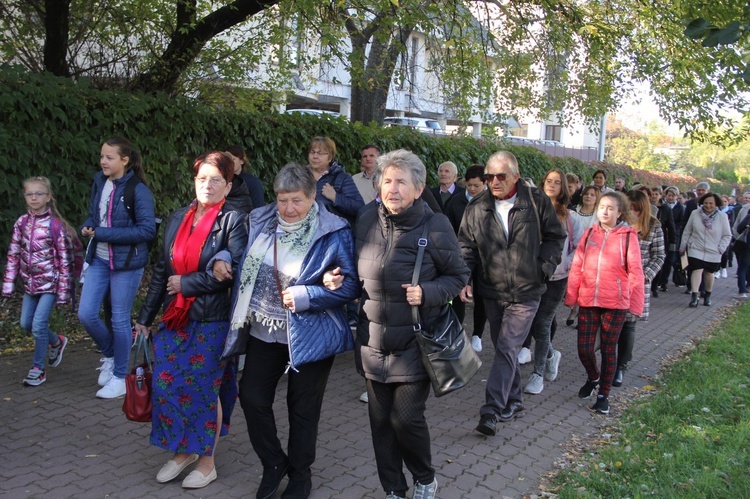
[411, 219, 481, 397]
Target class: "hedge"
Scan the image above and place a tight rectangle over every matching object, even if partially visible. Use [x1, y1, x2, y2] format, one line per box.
[0, 67, 732, 258]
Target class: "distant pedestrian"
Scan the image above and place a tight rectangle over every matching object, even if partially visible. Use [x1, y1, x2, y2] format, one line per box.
[680, 192, 731, 307]
[3, 176, 76, 386]
[565, 191, 644, 415]
[78, 137, 156, 399]
[225, 145, 266, 210]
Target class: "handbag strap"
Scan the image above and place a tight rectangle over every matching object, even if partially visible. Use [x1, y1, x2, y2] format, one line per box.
[410, 217, 431, 330]
[133, 333, 151, 368]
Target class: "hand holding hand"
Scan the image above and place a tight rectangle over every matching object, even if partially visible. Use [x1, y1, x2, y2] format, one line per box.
[81, 226, 95, 238]
[212, 260, 233, 282]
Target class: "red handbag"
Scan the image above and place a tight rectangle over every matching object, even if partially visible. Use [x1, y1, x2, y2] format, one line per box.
[122, 333, 153, 422]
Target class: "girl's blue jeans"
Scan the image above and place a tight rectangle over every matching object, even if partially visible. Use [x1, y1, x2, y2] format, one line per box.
[78, 257, 143, 379]
[21, 293, 58, 369]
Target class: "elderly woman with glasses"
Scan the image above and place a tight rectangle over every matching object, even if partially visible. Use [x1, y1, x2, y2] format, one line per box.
[135, 152, 248, 489]
[214, 162, 359, 499]
[307, 136, 364, 225]
[353, 149, 469, 499]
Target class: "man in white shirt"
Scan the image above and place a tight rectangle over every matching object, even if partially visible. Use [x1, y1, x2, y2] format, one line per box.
[351, 145, 380, 204]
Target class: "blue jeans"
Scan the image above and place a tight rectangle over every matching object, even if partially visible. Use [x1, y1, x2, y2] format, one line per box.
[21, 293, 58, 369]
[78, 258, 143, 378]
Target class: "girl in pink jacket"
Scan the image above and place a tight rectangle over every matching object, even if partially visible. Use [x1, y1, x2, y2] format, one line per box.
[565, 191, 645, 415]
[3, 177, 76, 386]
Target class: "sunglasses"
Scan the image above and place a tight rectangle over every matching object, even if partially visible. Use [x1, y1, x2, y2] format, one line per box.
[484, 173, 509, 182]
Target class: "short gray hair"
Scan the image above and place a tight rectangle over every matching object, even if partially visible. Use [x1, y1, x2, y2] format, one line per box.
[275, 162, 316, 197]
[486, 151, 519, 175]
[665, 186, 680, 196]
[375, 149, 426, 191]
[696, 181, 710, 190]
[439, 161, 457, 174]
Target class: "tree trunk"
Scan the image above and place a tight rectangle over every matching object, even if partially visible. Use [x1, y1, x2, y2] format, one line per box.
[349, 27, 412, 125]
[131, 0, 278, 95]
[43, 0, 71, 77]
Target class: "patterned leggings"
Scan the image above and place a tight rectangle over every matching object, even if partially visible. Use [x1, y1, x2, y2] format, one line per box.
[577, 307, 627, 397]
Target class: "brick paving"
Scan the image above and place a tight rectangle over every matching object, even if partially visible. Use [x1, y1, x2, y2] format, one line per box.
[0, 276, 741, 498]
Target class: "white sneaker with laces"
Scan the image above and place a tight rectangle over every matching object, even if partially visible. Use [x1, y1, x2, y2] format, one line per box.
[544, 349, 562, 381]
[721, 268, 728, 278]
[97, 357, 115, 386]
[517, 347, 531, 365]
[524, 372, 544, 394]
[96, 376, 126, 399]
[471, 335, 482, 352]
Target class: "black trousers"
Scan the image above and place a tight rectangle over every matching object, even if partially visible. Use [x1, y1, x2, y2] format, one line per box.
[367, 378, 434, 496]
[239, 336, 334, 482]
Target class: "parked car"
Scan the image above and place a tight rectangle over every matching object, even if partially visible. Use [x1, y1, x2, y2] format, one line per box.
[383, 117, 445, 135]
[284, 109, 341, 118]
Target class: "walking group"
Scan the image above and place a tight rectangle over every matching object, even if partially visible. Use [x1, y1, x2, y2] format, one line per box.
[4, 135, 745, 499]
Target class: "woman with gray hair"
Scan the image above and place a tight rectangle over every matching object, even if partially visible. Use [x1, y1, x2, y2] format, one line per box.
[353, 149, 470, 499]
[215, 162, 359, 498]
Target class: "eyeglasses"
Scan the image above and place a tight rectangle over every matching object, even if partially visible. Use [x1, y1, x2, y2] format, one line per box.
[24, 192, 49, 198]
[194, 176, 226, 186]
[310, 150, 329, 156]
[484, 173, 509, 182]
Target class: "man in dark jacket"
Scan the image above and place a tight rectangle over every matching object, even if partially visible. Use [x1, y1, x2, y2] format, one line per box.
[458, 151, 566, 436]
[430, 161, 465, 211]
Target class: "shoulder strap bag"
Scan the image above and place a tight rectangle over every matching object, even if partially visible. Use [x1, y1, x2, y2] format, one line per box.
[411, 217, 482, 397]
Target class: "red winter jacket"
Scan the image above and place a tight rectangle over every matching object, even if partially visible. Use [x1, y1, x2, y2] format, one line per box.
[564, 222, 645, 316]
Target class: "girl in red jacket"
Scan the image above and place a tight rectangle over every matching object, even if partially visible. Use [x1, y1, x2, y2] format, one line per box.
[565, 191, 645, 414]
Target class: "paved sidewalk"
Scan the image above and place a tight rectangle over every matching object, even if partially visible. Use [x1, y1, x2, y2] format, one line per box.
[0, 276, 741, 498]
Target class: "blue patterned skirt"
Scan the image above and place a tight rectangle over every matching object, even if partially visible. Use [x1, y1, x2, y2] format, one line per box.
[150, 320, 237, 456]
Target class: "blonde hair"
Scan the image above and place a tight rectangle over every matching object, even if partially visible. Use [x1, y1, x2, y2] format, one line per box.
[22, 176, 78, 242]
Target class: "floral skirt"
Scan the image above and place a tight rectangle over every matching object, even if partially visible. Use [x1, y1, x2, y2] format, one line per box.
[150, 320, 237, 456]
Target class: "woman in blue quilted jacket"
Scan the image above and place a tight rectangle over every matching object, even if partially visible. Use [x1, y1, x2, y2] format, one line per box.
[78, 136, 156, 399]
[307, 136, 364, 226]
[216, 162, 359, 499]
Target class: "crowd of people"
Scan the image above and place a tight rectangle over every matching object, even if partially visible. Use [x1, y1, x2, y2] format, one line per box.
[3, 137, 747, 499]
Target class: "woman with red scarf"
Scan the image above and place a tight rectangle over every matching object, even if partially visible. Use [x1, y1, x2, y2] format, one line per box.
[135, 152, 248, 489]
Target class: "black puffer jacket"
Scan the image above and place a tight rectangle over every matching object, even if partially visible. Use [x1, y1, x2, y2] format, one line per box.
[137, 204, 248, 327]
[354, 200, 469, 383]
[458, 183, 566, 302]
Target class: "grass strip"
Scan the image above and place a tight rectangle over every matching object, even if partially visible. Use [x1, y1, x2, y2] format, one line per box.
[554, 303, 750, 498]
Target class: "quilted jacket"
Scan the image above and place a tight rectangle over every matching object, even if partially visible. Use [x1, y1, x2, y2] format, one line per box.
[222, 201, 360, 368]
[2, 210, 73, 304]
[80, 170, 156, 270]
[565, 222, 645, 316]
[137, 205, 248, 327]
[353, 200, 469, 383]
[314, 161, 364, 225]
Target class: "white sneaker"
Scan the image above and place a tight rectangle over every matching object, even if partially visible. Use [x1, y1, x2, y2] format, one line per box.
[97, 357, 115, 386]
[359, 391, 368, 403]
[96, 376, 126, 399]
[714, 272, 721, 279]
[517, 347, 532, 365]
[544, 349, 562, 381]
[523, 373, 544, 394]
[721, 268, 728, 278]
[471, 335, 482, 352]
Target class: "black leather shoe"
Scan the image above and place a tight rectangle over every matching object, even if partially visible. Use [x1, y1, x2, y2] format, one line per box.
[612, 369, 624, 387]
[652, 289, 659, 298]
[498, 400, 525, 422]
[257, 461, 289, 499]
[475, 414, 497, 436]
[281, 478, 312, 499]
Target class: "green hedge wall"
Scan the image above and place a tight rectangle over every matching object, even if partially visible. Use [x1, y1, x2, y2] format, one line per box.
[1, 67, 717, 259]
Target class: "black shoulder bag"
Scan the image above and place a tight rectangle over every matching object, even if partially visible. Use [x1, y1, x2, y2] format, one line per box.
[411, 219, 482, 397]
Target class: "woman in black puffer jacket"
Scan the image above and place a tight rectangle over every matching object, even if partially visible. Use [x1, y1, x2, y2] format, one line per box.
[353, 149, 469, 499]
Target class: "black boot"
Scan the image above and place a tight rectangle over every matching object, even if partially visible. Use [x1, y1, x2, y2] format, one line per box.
[689, 292, 699, 308]
[704, 292, 712, 306]
[612, 368, 624, 387]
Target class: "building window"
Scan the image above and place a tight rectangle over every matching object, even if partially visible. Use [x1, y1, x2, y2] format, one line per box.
[545, 125, 562, 142]
[508, 123, 528, 137]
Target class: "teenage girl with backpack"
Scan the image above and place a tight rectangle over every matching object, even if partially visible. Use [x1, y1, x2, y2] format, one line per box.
[78, 136, 156, 399]
[3, 176, 78, 386]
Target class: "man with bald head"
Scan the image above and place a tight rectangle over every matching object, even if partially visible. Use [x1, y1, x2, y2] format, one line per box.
[458, 151, 566, 436]
[431, 161, 464, 211]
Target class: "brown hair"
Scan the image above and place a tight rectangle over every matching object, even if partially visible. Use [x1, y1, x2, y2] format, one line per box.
[626, 190, 656, 239]
[541, 168, 570, 223]
[192, 152, 235, 182]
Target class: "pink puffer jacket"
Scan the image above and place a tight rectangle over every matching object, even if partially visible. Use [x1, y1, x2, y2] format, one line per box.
[2, 210, 72, 304]
[565, 222, 645, 316]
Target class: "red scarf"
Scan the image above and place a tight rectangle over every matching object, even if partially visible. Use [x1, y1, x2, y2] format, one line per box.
[161, 200, 224, 331]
